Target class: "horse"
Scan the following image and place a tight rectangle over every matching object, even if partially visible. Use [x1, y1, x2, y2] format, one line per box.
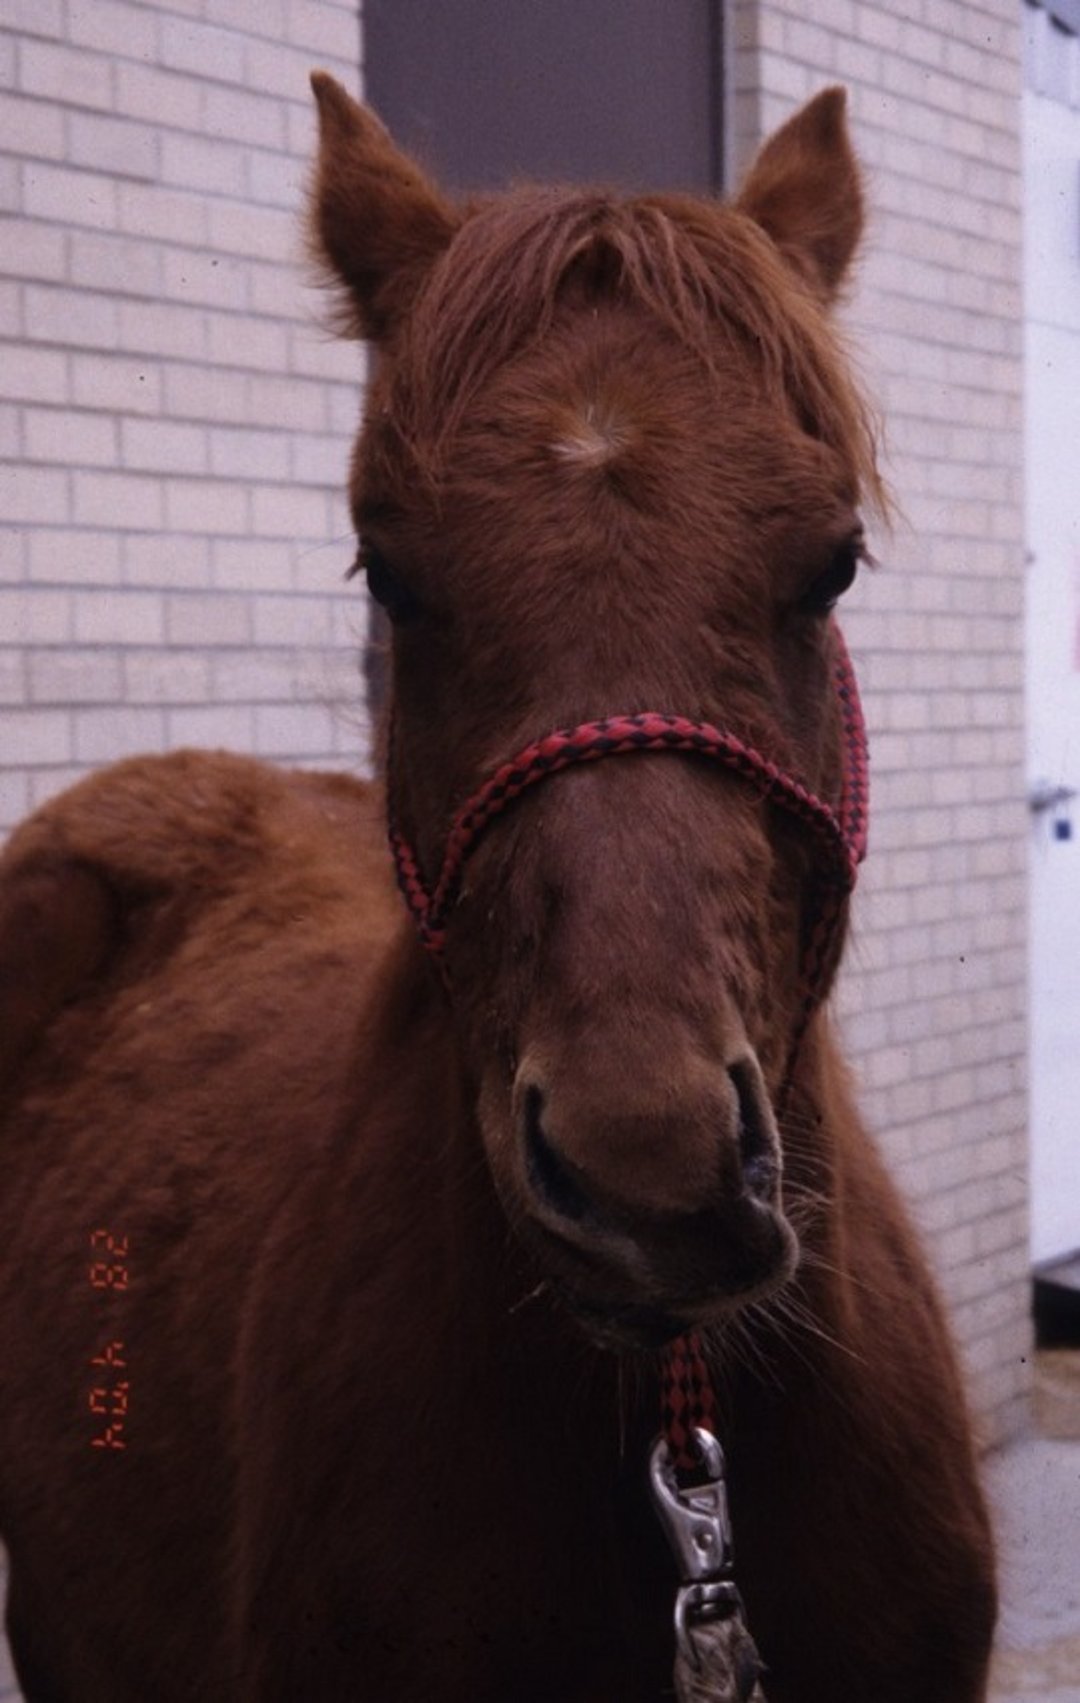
[0, 77, 996, 1702]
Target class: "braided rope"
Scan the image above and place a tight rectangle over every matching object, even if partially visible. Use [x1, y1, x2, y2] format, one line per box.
[391, 700, 862, 958]
[388, 623, 869, 1478]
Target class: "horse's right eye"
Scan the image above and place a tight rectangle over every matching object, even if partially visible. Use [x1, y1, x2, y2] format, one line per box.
[353, 542, 421, 625]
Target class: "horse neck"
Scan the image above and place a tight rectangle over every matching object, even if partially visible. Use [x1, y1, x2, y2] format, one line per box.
[779, 1011, 902, 1342]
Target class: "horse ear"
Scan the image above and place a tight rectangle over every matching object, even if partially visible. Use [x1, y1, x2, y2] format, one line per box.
[309, 71, 459, 342]
[734, 87, 862, 304]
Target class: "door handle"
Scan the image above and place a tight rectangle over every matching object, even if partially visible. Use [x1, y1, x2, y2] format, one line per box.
[1029, 781, 1078, 816]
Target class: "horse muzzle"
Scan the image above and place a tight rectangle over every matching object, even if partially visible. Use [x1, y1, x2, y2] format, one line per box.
[501, 1050, 798, 1347]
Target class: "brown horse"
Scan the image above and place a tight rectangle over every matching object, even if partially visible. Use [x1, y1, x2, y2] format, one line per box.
[0, 79, 995, 1701]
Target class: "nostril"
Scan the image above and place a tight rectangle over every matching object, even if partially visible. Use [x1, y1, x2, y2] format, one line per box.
[728, 1057, 779, 1201]
[522, 1085, 594, 1223]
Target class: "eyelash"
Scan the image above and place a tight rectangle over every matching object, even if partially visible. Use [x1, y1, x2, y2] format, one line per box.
[351, 541, 421, 624]
[797, 531, 867, 616]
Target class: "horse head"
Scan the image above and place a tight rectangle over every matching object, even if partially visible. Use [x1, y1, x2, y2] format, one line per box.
[310, 75, 881, 1348]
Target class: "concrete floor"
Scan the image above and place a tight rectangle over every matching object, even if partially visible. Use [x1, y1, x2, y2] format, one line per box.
[988, 1351, 1080, 1703]
[2, 1357, 1078, 1699]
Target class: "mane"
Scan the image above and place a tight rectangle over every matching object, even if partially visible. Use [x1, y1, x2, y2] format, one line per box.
[389, 185, 884, 510]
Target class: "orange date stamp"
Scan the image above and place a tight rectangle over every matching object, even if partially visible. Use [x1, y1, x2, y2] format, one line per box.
[88, 1229, 129, 1451]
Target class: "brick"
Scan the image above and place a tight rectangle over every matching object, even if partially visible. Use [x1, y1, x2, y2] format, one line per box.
[25, 282, 119, 350]
[163, 362, 250, 424]
[73, 588, 164, 645]
[254, 700, 339, 756]
[21, 161, 118, 229]
[203, 0, 286, 36]
[253, 594, 334, 647]
[0, 401, 18, 459]
[158, 17, 246, 85]
[69, 230, 162, 297]
[4, 706, 72, 763]
[209, 427, 290, 481]
[17, 39, 114, 111]
[26, 764, 91, 813]
[0, 649, 26, 702]
[286, 1, 360, 59]
[212, 539, 295, 592]
[72, 469, 162, 530]
[68, 111, 158, 182]
[121, 418, 208, 476]
[0, 216, 65, 282]
[249, 260, 304, 321]
[113, 61, 204, 131]
[161, 249, 249, 313]
[251, 484, 330, 540]
[117, 181, 208, 247]
[0, 760, 35, 825]
[326, 379, 364, 435]
[25, 408, 117, 468]
[74, 705, 167, 762]
[71, 352, 161, 415]
[0, 587, 70, 642]
[28, 527, 122, 584]
[163, 477, 249, 535]
[206, 312, 288, 372]
[118, 298, 208, 362]
[245, 37, 333, 103]
[124, 533, 211, 589]
[166, 592, 251, 646]
[123, 648, 211, 703]
[210, 648, 302, 698]
[160, 133, 246, 199]
[290, 433, 349, 488]
[0, 528, 27, 583]
[248, 372, 329, 432]
[67, 0, 158, 63]
[203, 83, 288, 150]
[167, 702, 255, 749]
[0, 464, 69, 525]
[28, 649, 122, 703]
[288, 326, 352, 382]
[205, 198, 294, 262]
[3, 0, 65, 36]
[246, 149, 305, 211]
[0, 91, 65, 161]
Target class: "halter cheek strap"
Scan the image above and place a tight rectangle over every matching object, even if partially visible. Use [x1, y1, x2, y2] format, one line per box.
[387, 623, 868, 1477]
[390, 626, 867, 1030]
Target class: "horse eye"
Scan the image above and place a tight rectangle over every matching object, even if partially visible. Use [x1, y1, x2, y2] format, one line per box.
[798, 532, 865, 617]
[352, 541, 421, 624]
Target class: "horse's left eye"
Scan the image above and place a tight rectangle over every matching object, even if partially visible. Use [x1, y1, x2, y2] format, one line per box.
[798, 533, 866, 617]
[351, 542, 421, 624]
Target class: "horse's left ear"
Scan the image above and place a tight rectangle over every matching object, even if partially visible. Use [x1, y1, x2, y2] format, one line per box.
[308, 71, 460, 342]
[734, 87, 862, 304]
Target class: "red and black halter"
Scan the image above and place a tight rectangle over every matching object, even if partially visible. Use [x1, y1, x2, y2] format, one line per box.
[388, 623, 869, 1475]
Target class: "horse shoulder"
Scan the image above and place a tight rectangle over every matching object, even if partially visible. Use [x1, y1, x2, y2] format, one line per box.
[0, 749, 394, 1094]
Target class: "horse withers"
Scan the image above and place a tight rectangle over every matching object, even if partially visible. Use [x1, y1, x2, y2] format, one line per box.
[0, 80, 996, 1701]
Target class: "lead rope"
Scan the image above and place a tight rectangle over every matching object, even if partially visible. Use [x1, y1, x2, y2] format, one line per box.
[387, 627, 868, 1701]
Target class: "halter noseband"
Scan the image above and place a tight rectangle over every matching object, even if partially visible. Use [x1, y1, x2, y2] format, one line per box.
[390, 624, 867, 1053]
[387, 624, 868, 1478]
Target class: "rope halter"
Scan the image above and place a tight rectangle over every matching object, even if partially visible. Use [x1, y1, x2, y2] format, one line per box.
[389, 624, 868, 1087]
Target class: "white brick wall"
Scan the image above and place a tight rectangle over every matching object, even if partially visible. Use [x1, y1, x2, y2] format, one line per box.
[734, 0, 1030, 1445]
[1, 1, 368, 830]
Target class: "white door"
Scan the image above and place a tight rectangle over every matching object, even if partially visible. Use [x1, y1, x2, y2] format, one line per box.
[1025, 86, 1080, 1265]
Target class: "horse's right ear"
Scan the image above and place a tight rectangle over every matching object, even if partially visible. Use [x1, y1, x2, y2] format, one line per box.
[309, 71, 459, 342]
[734, 86, 863, 304]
